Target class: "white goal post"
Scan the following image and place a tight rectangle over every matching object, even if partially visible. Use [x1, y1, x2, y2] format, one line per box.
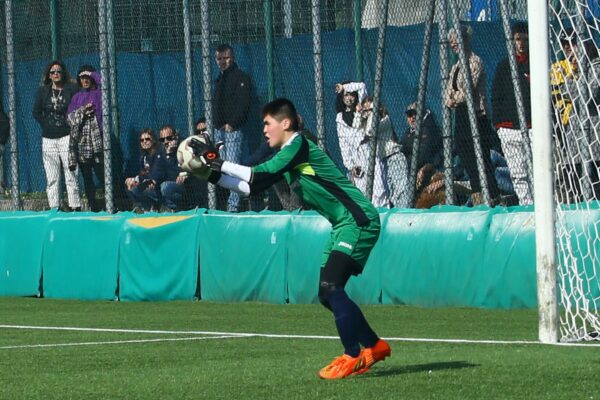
[531, 0, 600, 343]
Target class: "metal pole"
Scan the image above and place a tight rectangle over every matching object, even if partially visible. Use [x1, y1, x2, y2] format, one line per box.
[311, 0, 325, 149]
[438, 0, 455, 205]
[4, 0, 20, 210]
[528, 0, 558, 344]
[50, 0, 59, 60]
[407, 0, 435, 206]
[353, 0, 363, 82]
[98, 0, 114, 213]
[183, 0, 194, 137]
[499, 0, 534, 202]
[283, 0, 293, 38]
[200, 0, 217, 209]
[107, 0, 119, 139]
[448, 0, 491, 205]
[364, 0, 389, 200]
[264, 0, 275, 101]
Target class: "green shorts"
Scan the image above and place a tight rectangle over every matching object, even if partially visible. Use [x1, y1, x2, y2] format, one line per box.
[320, 218, 381, 273]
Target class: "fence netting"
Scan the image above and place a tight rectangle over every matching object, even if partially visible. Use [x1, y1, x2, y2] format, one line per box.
[0, 0, 540, 213]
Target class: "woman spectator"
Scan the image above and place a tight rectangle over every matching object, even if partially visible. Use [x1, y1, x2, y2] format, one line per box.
[354, 97, 406, 208]
[32, 60, 81, 211]
[125, 129, 161, 213]
[67, 65, 104, 212]
[444, 26, 501, 205]
[335, 81, 367, 179]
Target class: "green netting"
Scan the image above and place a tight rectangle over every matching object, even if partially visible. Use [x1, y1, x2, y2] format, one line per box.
[41, 212, 123, 300]
[118, 209, 202, 301]
[0, 211, 50, 296]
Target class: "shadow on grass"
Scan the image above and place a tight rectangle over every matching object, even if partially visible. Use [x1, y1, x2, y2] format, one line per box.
[364, 361, 479, 378]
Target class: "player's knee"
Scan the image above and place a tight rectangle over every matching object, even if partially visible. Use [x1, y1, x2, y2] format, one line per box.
[318, 280, 337, 309]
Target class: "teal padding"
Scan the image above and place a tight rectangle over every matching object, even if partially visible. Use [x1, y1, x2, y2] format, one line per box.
[119, 210, 202, 301]
[558, 209, 600, 308]
[381, 208, 495, 306]
[42, 213, 124, 300]
[199, 211, 289, 303]
[0, 211, 51, 296]
[287, 211, 330, 304]
[477, 210, 537, 308]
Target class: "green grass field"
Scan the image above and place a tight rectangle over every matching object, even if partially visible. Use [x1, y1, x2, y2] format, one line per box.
[0, 298, 598, 400]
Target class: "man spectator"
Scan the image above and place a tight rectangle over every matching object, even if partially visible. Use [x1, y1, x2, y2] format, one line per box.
[492, 22, 532, 205]
[134, 125, 194, 212]
[400, 102, 442, 178]
[213, 44, 251, 212]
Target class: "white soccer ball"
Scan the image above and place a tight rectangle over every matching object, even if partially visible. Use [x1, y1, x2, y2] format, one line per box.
[177, 135, 211, 177]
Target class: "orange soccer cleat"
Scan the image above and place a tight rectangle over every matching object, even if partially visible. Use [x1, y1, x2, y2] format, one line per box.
[317, 354, 366, 380]
[353, 339, 391, 375]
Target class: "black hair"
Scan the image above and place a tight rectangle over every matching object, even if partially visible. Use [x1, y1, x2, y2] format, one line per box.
[216, 44, 234, 54]
[42, 60, 73, 86]
[511, 22, 528, 37]
[335, 82, 360, 114]
[194, 117, 206, 126]
[262, 98, 299, 132]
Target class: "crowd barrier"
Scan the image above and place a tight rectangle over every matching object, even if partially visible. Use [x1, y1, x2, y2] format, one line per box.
[0, 205, 559, 309]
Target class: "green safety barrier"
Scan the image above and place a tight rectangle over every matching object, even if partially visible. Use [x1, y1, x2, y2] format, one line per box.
[42, 213, 124, 300]
[198, 210, 289, 303]
[0, 211, 51, 297]
[7, 206, 600, 309]
[119, 210, 203, 301]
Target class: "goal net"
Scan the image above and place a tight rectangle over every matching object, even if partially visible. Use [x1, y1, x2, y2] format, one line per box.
[548, 0, 600, 341]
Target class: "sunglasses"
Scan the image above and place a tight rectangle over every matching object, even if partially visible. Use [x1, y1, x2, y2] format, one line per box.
[195, 129, 208, 135]
[159, 135, 177, 143]
[140, 137, 153, 143]
[405, 110, 417, 118]
[49, 70, 62, 75]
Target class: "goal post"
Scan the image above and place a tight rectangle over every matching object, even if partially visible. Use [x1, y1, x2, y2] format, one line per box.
[529, 0, 559, 344]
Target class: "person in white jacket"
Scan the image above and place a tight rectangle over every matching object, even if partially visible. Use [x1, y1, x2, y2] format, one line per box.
[335, 82, 367, 179]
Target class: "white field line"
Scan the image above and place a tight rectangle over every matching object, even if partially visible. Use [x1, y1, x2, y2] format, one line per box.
[1, 324, 600, 348]
[0, 335, 239, 350]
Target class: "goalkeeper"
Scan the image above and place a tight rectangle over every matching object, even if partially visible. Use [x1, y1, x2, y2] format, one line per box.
[190, 98, 390, 379]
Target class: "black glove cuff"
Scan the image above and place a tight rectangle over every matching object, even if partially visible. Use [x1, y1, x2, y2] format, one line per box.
[208, 170, 222, 185]
[210, 158, 224, 172]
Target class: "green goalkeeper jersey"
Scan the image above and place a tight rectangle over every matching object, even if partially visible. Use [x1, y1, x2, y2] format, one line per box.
[251, 133, 378, 227]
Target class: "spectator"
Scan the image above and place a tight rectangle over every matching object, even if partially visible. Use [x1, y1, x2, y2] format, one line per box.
[150, 125, 201, 212]
[0, 100, 8, 198]
[492, 22, 532, 205]
[125, 128, 161, 213]
[567, 40, 600, 201]
[67, 65, 104, 212]
[335, 81, 367, 179]
[551, 28, 577, 130]
[400, 102, 443, 177]
[354, 97, 402, 208]
[444, 26, 501, 205]
[213, 44, 251, 212]
[32, 60, 81, 211]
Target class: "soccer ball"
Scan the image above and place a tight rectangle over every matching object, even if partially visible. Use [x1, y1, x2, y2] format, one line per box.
[177, 135, 211, 178]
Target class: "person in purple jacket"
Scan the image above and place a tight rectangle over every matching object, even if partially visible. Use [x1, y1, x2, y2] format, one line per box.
[66, 65, 104, 212]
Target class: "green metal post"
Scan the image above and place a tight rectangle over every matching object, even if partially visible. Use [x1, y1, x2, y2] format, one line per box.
[50, 0, 59, 59]
[264, 0, 275, 101]
[353, 0, 363, 81]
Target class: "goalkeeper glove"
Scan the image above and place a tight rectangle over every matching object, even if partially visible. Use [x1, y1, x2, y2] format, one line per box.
[188, 136, 225, 172]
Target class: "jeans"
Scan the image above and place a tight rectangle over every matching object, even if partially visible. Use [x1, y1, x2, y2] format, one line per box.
[42, 136, 81, 208]
[127, 184, 160, 211]
[160, 181, 185, 211]
[214, 128, 243, 211]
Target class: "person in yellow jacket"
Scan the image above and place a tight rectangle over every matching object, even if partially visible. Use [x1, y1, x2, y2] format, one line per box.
[550, 28, 577, 126]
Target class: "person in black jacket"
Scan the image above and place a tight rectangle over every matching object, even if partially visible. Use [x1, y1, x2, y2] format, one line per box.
[492, 22, 533, 205]
[213, 44, 251, 212]
[32, 60, 81, 211]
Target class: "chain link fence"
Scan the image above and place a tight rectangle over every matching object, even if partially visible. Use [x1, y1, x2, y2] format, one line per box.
[0, 0, 535, 212]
